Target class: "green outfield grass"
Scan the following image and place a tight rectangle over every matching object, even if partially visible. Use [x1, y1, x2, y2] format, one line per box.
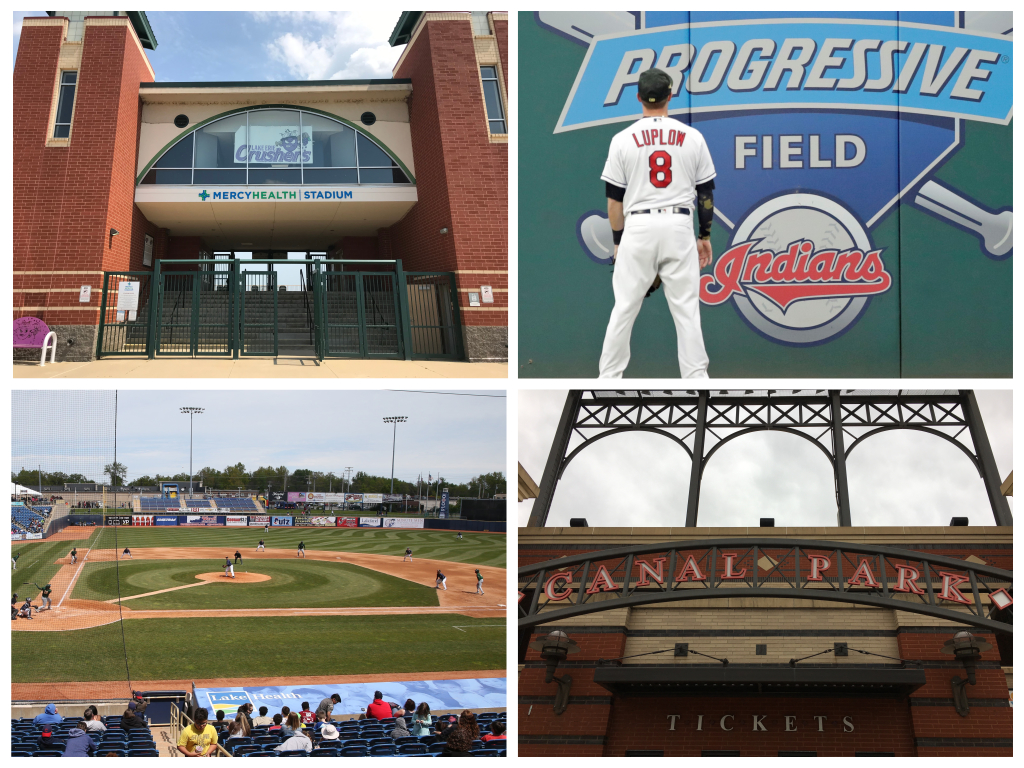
[89, 526, 505, 567]
[11, 615, 505, 682]
[71, 558, 438, 610]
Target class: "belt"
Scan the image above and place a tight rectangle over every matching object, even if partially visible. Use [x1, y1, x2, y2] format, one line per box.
[629, 206, 690, 216]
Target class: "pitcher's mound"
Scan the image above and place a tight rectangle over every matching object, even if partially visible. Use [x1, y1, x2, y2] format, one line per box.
[195, 572, 270, 584]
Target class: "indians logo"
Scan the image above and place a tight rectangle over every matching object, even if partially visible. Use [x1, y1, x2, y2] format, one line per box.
[547, 12, 1013, 345]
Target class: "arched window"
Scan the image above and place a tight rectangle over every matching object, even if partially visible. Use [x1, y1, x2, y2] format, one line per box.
[139, 107, 412, 186]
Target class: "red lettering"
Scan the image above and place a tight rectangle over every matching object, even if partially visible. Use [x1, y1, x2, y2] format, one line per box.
[938, 571, 973, 605]
[544, 571, 574, 601]
[635, 557, 667, 587]
[846, 558, 882, 588]
[833, 250, 862, 281]
[675, 555, 707, 583]
[806, 250, 836, 282]
[633, 133, 643, 149]
[699, 243, 750, 304]
[807, 555, 831, 581]
[893, 564, 925, 594]
[793, 241, 814, 281]
[586, 564, 619, 594]
[742, 251, 773, 283]
[720, 552, 747, 580]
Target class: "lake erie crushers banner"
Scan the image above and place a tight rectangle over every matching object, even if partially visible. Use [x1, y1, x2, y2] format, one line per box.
[519, 12, 1012, 377]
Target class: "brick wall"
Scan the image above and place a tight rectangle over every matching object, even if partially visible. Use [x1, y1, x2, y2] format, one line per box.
[391, 17, 508, 335]
[14, 18, 156, 356]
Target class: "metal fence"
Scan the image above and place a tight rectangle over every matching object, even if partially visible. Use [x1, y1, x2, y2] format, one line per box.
[96, 272, 153, 356]
[405, 272, 463, 359]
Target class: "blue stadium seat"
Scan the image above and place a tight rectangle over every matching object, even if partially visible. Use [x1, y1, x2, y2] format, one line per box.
[341, 739, 368, 748]
[471, 749, 500, 757]
[368, 737, 393, 747]
[418, 735, 435, 745]
[498, 749, 506, 757]
[255, 735, 280, 746]
[310, 748, 338, 757]
[32, 750, 65, 757]
[480, 713, 498, 719]
[276, 749, 310, 756]
[369, 744, 396, 756]
[471, 740, 485, 750]
[399, 743, 428, 755]
[233, 745, 263, 756]
[127, 748, 160, 756]
[427, 743, 446, 754]
[395, 736, 419, 745]
[339, 746, 368, 757]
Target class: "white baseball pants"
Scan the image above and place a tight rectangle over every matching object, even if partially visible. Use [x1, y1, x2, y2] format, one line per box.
[599, 211, 709, 378]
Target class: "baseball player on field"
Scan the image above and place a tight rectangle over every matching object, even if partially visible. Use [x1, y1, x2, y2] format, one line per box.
[257, 539, 265, 552]
[599, 68, 716, 379]
[403, 547, 413, 562]
[224, 556, 235, 579]
[122, 547, 132, 560]
[475, 569, 484, 595]
[70, 548, 78, 565]
[234, 550, 243, 565]
[297, 541, 305, 558]
[435, 570, 447, 591]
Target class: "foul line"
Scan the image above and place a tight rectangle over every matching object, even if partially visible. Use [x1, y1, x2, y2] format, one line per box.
[104, 580, 212, 603]
[56, 540, 97, 608]
[452, 625, 506, 632]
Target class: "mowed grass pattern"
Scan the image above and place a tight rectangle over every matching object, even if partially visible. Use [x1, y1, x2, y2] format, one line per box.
[12, 535, 97, 595]
[90, 526, 505, 567]
[12, 615, 505, 682]
[72, 559, 437, 609]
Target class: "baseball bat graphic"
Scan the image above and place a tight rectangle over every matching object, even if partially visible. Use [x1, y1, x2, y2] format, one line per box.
[914, 180, 1013, 258]
[536, 11, 639, 44]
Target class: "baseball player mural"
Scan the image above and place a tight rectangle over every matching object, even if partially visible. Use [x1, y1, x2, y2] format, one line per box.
[521, 11, 1012, 377]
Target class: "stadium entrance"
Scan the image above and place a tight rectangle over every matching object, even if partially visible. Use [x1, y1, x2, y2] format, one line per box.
[97, 257, 461, 360]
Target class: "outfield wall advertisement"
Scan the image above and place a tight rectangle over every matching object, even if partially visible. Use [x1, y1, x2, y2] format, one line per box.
[383, 517, 425, 528]
[182, 515, 221, 526]
[132, 515, 154, 526]
[25, 532, 42, 539]
[294, 515, 335, 526]
[155, 516, 179, 526]
[11, 533, 24, 540]
[225, 515, 248, 527]
[105, 515, 132, 526]
[359, 517, 382, 527]
[337, 517, 359, 528]
[520, 11, 1012, 377]
[272, 516, 294, 527]
[249, 515, 270, 526]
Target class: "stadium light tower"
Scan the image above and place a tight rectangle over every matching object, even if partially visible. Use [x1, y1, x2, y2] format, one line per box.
[180, 407, 204, 496]
[383, 416, 408, 512]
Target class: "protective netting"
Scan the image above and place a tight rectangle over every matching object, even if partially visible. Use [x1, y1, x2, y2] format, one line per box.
[11, 390, 136, 703]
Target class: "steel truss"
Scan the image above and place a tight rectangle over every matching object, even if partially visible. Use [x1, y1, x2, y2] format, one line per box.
[518, 538, 1013, 634]
[527, 390, 1011, 527]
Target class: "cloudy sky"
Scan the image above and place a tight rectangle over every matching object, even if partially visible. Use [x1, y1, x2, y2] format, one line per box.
[13, 11, 406, 80]
[13, 390, 505, 486]
[518, 391, 1012, 528]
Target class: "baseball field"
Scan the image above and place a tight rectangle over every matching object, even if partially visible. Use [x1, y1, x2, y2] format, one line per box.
[11, 524, 506, 699]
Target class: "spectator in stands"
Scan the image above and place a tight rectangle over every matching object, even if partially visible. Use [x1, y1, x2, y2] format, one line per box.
[481, 722, 506, 743]
[281, 712, 302, 738]
[227, 716, 248, 740]
[391, 717, 411, 739]
[82, 709, 106, 733]
[433, 714, 458, 743]
[84, 705, 99, 719]
[366, 691, 392, 720]
[274, 727, 312, 754]
[237, 702, 255, 730]
[411, 703, 432, 737]
[318, 723, 340, 745]
[119, 699, 148, 730]
[268, 713, 283, 732]
[176, 707, 218, 757]
[252, 706, 272, 727]
[36, 725, 64, 751]
[214, 709, 227, 735]
[280, 706, 291, 721]
[34, 703, 63, 725]
[403, 698, 416, 715]
[299, 702, 316, 726]
[63, 721, 96, 757]
[315, 693, 341, 721]
[442, 711, 479, 756]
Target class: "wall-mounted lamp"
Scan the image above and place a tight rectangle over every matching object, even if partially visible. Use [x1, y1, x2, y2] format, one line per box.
[110, 228, 120, 237]
[527, 630, 580, 714]
[108, 228, 119, 249]
[439, 227, 449, 235]
[941, 630, 993, 717]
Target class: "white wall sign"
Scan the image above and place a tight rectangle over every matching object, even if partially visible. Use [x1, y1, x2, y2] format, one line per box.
[143, 234, 154, 267]
[468, 291, 481, 307]
[116, 281, 140, 311]
[79, 285, 91, 303]
[481, 285, 494, 303]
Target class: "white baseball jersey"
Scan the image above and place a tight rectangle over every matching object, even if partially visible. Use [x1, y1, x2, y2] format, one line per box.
[600, 117, 716, 213]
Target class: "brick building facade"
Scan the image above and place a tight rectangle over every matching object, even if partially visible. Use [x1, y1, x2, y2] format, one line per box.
[519, 527, 1013, 757]
[14, 11, 507, 362]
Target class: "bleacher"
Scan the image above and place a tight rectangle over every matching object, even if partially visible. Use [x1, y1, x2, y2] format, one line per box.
[10, 716, 159, 757]
[12, 508, 46, 533]
[216, 498, 259, 511]
[210, 712, 507, 757]
[182, 498, 214, 508]
[140, 497, 181, 510]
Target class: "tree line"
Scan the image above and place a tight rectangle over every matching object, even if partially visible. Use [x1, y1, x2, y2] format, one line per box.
[13, 464, 507, 499]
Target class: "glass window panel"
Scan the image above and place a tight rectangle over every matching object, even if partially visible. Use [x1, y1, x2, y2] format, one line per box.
[247, 109, 305, 168]
[247, 168, 301, 185]
[302, 168, 358, 184]
[391, 167, 410, 184]
[359, 168, 401, 184]
[154, 133, 194, 168]
[141, 169, 192, 185]
[481, 66, 496, 79]
[482, 80, 505, 121]
[55, 81, 76, 124]
[489, 120, 507, 134]
[53, 124, 70, 139]
[303, 113, 356, 167]
[61, 71, 77, 85]
[356, 133, 395, 168]
[194, 114, 247, 168]
[193, 169, 246, 185]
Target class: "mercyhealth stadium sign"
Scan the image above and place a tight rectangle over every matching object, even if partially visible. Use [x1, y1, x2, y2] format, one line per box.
[134, 185, 418, 205]
[518, 538, 1013, 634]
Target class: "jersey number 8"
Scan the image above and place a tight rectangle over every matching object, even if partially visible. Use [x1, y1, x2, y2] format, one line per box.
[649, 151, 672, 188]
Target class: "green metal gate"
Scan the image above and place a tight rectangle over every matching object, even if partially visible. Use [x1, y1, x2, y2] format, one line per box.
[320, 270, 402, 358]
[97, 259, 465, 361]
[239, 270, 278, 356]
[96, 272, 153, 356]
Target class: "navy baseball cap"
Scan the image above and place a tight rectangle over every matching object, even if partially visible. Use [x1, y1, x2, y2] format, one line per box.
[638, 68, 673, 103]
